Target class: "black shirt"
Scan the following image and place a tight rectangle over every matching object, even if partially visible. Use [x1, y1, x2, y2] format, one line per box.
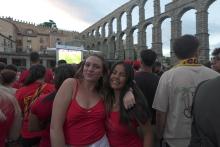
[135, 71, 159, 124]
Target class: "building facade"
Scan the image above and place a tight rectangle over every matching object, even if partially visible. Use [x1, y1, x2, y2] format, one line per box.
[0, 17, 81, 68]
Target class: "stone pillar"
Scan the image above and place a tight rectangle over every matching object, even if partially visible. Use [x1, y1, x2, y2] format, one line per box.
[152, 23, 162, 61]
[126, 32, 134, 60]
[125, 12, 133, 59]
[101, 25, 105, 37]
[108, 22, 113, 36]
[95, 28, 99, 37]
[170, 16, 182, 64]
[138, 4, 146, 53]
[196, 9, 209, 63]
[138, 29, 146, 51]
[117, 17, 122, 32]
[127, 12, 132, 29]
[154, 0, 161, 16]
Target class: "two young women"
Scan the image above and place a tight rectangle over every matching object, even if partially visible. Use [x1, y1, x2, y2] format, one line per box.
[51, 55, 152, 147]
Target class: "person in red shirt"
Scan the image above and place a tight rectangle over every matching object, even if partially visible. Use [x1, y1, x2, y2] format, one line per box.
[0, 89, 22, 147]
[16, 64, 54, 147]
[105, 61, 153, 147]
[29, 64, 76, 147]
[15, 52, 53, 89]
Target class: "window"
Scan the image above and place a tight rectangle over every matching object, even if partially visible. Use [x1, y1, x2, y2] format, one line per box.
[27, 30, 33, 35]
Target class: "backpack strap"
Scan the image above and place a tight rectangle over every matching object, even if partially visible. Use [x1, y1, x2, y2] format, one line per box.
[23, 83, 46, 115]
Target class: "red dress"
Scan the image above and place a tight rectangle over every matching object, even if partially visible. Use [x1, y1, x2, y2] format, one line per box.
[15, 81, 55, 139]
[31, 92, 56, 147]
[0, 94, 15, 147]
[63, 81, 106, 146]
[106, 111, 143, 147]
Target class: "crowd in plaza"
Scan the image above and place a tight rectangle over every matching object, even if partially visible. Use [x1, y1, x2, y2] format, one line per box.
[0, 34, 220, 147]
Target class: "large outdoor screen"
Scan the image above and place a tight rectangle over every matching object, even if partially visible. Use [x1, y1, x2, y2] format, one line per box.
[57, 49, 82, 64]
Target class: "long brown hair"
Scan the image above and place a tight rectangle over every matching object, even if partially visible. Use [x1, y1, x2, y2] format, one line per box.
[74, 54, 108, 94]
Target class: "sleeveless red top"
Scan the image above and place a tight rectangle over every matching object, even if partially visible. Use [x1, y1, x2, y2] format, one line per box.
[106, 111, 143, 147]
[63, 81, 106, 146]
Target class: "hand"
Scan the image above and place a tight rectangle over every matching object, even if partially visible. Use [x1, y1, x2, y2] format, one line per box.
[0, 110, 6, 122]
[123, 90, 136, 109]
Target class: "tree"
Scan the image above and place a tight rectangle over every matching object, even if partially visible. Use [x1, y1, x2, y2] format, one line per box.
[38, 20, 57, 29]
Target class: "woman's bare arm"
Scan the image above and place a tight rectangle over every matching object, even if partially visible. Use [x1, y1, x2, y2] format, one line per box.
[142, 121, 153, 147]
[50, 78, 75, 147]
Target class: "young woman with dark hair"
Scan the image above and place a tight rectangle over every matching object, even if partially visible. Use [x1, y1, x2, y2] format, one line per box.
[15, 64, 54, 147]
[50, 54, 135, 147]
[29, 64, 76, 147]
[105, 61, 153, 147]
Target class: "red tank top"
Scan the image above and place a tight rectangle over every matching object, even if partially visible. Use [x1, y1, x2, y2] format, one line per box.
[106, 111, 143, 147]
[63, 81, 106, 146]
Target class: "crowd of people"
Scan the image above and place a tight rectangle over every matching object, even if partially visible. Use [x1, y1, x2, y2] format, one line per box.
[0, 34, 220, 147]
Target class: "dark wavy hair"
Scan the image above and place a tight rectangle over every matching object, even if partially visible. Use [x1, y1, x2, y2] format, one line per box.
[43, 64, 76, 102]
[105, 61, 151, 125]
[0, 69, 17, 85]
[24, 64, 46, 86]
[74, 54, 108, 94]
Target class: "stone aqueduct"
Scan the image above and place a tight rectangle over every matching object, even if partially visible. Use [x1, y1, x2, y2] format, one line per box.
[81, 0, 216, 64]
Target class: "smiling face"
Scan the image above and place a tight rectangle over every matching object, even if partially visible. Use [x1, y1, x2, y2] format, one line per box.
[83, 56, 104, 82]
[110, 64, 127, 91]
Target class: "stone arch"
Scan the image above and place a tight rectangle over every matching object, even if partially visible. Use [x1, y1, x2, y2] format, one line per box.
[158, 15, 171, 25]
[181, 9, 196, 35]
[130, 5, 139, 26]
[91, 30, 95, 37]
[161, 17, 172, 57]
[103, 22, 109, 37]
[203, 0, 216, 10]
[110, 17, 117, 34]
[97, 26, 101, 37]
[144, 0, 154, 19]
[119, 11, 127, 31]
[177, 6, 196, 19]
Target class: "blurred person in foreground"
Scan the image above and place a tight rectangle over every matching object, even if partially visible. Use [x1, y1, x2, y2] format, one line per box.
[152, 35, 219, 147]
[0, 89, 22, 147]
[189, 76, 220, 147]
[211, 47, 220, 73]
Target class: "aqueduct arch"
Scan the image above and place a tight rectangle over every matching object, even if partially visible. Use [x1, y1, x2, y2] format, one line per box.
[81, 0, 216, 64]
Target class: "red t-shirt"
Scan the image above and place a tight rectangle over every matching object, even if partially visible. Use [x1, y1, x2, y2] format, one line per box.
[16, 68, 54, 88]
[0, 96, 15, 147]
[31, 92, 56, 147]
[15, 81, 55, 139]
[63, 82, 106, 146]
[106, 111, 143, 147]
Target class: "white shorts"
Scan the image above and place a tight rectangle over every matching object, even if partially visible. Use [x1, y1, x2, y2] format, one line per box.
[66, 134, 110, 147]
